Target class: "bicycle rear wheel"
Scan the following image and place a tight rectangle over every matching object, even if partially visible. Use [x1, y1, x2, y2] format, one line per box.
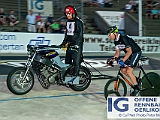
[104, 77, 127, 100]
[140, 72, 160, 96]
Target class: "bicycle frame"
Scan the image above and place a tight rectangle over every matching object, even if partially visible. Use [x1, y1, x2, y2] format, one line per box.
[104, 56, 159, 98]
[114, 65, 154, 91]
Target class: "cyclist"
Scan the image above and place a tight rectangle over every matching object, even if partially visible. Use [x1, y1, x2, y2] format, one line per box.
[59, 5, 84, 78]
[107, 26, 142, 96]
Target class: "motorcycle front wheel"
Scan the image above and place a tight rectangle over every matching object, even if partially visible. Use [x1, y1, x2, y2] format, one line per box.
[7, 67, 34, 95]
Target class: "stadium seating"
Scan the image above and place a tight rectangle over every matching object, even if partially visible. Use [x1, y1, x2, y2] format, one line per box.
[0, 0, 159, 36]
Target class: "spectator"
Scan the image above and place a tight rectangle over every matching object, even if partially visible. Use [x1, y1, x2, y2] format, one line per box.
[125, 1, 133, 13]
[25, 9, 36, 32]
[8, 10, 19, 27]
[59, 19, 66, 34]
[36, 13, 42, 23]
[151, 6, 159, 19]
[104, 0, 113, 8]
[45, 22, 51, 33]
[97, 0, 104, 7]
[130, 0, 139, 12]
[47, 14, 54, 24]
[152, 0, 159, 7]
[147, 0, 152, 4]
[36, 13, 42, 31]
[37, 19, 46, 33]
[50, 20, 60, 33]
[92, 0, 99, 7]
[145, 6, 152, 19]
[83, 0, 93, 7]
[0, 8, 6, 25]
[145, 0, 153, 7]
[89, 0, 104, 7]
[45, 14, 53, 33]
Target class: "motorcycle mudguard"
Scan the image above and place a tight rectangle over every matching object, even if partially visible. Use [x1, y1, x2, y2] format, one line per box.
[65, 76, 80, 84]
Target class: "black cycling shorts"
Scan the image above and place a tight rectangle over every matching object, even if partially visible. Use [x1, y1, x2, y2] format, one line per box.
[125, 51, 142, 68]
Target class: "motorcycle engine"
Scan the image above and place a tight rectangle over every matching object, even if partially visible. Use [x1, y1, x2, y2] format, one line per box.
[32, 61, 60, 89]
[40, 65, 59, 84]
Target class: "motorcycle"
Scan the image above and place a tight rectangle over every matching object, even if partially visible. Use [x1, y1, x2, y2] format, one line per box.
[6, 44, 91, 95]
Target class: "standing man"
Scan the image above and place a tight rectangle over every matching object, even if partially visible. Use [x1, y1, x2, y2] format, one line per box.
[59, 5, 84, 78]
[25, 10, 36, 33]
[107, 26, 142, 96]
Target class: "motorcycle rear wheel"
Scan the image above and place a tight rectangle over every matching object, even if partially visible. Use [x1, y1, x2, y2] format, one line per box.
[7, 67, 34, 95]
[68, 66, 91, 91]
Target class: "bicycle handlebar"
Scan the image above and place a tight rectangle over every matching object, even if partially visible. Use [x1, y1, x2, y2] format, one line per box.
[107, 56, 148, 68]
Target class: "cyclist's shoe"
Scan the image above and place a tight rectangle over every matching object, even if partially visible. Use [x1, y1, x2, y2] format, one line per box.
[130, 89, 140, 96]
[130, 84, 140, 96]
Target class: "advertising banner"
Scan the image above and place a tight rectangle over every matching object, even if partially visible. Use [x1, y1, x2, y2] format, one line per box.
[0, 32, 160, 54]
[0, 32, 64, 53]
[83, 34, 160, 53]
[107, 97, 160, 119]
[96, 11, 125, 30]
[27, 0, 53, 18]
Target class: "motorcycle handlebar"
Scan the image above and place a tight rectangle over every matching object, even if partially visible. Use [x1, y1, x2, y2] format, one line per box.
[27, 45, 62, 52]
[50, 45, 61, 48]
[27, 44, 61, 49]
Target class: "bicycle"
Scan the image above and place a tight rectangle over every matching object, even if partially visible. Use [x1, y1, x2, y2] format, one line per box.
[104, 56, 160, 99]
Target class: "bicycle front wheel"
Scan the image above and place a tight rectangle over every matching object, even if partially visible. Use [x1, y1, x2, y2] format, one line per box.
[104, 77, 127, 100]
[140, 72, 160, 96]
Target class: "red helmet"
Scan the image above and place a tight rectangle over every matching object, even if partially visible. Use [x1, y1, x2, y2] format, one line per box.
[64, 5, 77, 17]
[65, 6, 75, 14]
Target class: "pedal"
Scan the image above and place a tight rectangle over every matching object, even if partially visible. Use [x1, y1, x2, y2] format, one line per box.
[151, 86, 154, 89]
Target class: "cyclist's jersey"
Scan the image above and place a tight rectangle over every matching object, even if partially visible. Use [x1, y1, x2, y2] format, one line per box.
[114, 34, 141, 53]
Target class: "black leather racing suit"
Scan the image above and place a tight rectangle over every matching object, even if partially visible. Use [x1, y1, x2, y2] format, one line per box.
[60, 17, 84, 76]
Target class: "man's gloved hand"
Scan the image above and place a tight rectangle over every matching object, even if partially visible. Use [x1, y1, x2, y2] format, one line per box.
[106, 58, 112, 64]
[118, 60, 124, 66]
[74, 45, 79, 49]
[106, 58, 114, 67]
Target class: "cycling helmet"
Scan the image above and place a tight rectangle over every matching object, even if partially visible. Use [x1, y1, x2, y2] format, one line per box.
[107, 26, 118, 34]
[64, 5, 77, 17]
